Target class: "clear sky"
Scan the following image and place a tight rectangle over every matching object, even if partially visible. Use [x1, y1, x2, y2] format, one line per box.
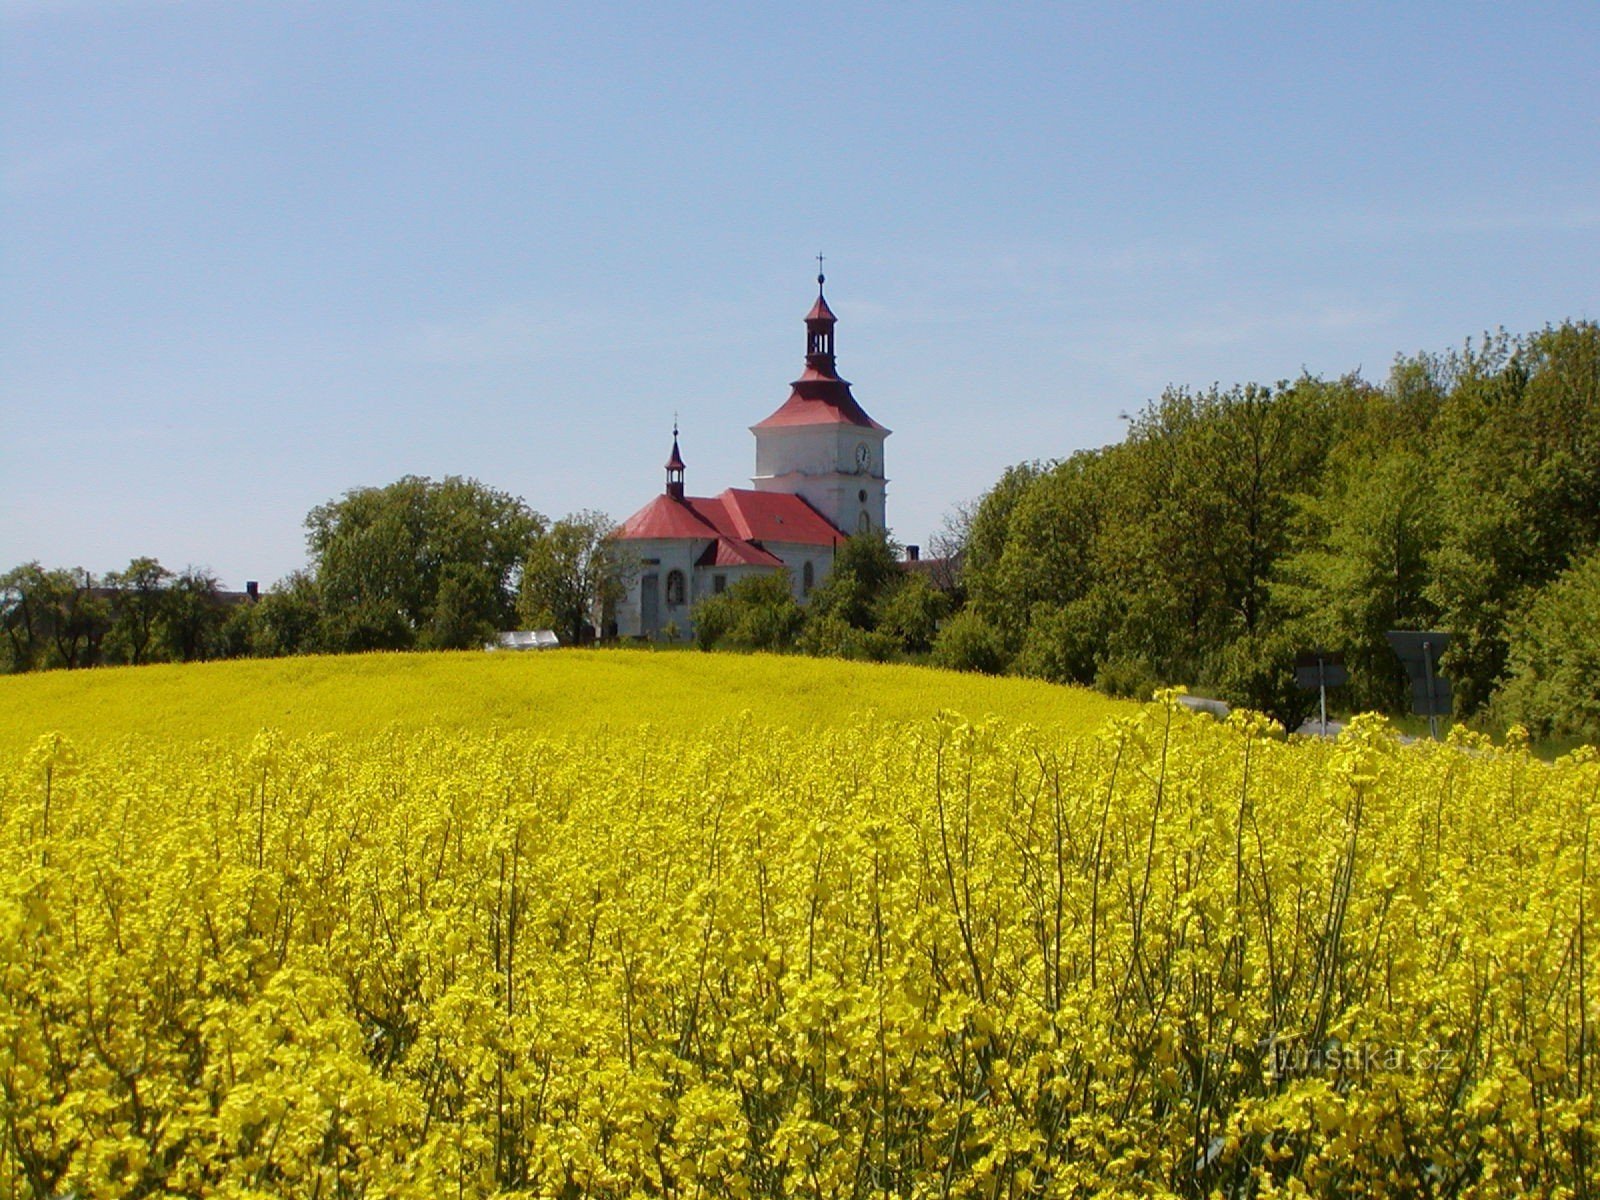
[4, 1, 1596, 590]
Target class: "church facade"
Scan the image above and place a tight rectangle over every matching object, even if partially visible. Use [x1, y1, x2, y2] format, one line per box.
[614, 276, 890, 640]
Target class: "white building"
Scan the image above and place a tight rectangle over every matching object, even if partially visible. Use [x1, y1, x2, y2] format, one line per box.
[614, 276, 890, 640]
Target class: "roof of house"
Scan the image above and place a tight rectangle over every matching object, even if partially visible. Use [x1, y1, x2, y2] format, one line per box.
[619, 487, 844, 552]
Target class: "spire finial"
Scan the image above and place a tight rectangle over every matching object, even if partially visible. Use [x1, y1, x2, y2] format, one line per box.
[816, 251, 825, 290]
[665, 416, 686, 498]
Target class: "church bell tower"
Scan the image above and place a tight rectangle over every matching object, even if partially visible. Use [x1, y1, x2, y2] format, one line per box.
[749, 271, 890, 536]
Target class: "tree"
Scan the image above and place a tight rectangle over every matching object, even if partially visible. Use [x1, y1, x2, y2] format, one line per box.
[930, 610, 1009, 675]
[35, 567, 112, 669]
[1493, 548, 1600, 743]
[1274, 448, 1439, 712]
[517, 511, 631, 645]
[872, 572, 949, 655]
[804, 530, 902, 631]
[105, 556, 171, 665]
[251, 571, 324, 657]
[159, 567, 227, 662]
[691, 572, 803, 652]
[1425, 323, 1600, 713]
[308, 475, 542, 652]
[0, 562, 51, 672]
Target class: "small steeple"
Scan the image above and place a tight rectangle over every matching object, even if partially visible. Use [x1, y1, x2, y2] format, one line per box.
[665, 421, 686, 500]
[805, 256, 837, 373]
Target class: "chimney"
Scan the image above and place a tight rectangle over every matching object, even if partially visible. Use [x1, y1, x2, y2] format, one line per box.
[906, 545, 920, 562]
[246, 580, 259, 601]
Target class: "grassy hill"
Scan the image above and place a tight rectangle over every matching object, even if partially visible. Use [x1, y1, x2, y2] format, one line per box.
[0, 647, 1132, 754]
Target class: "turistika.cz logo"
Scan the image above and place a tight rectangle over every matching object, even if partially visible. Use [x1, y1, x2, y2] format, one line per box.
[1270, 1038, 1457, 1078]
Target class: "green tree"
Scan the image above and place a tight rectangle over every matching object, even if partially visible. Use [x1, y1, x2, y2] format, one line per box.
[0, 562, 51, 672]
[105, 556, 171, 665]
[251, 571, 324, 657]
[930, 610, 1009, 675]
[691, 572, 803, 652]
[804, 530, 902, 631]
[517, 511, 630, 645]
[308, 475, 541, 652]
[872, 572, 949, 655]
[1425, 323, 1600, 713]
[1274, 448, 1439, 712]
[38, 567, 112, 669]
[1493, 548, 1600, 743]
[159, 567, 227, 662]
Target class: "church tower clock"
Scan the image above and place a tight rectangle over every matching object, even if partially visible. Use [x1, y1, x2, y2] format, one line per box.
[750, 272, 889, 536]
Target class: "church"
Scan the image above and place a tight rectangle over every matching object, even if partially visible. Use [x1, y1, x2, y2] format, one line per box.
[614, 274, 890, 640]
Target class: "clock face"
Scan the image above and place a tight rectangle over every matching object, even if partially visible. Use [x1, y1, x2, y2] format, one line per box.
[855, 443, 871, 471]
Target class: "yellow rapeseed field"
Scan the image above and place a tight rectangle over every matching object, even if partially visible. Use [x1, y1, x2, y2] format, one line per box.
[1, 657, 1596, 1197]
[0, 649, 1130, 754]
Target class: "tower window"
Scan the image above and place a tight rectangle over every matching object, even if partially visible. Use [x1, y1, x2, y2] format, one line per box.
[857, 512, 871, 533]
[665, 570, 686, 607]
[802, 561, 815, 595]
[858, 489, 867, 503]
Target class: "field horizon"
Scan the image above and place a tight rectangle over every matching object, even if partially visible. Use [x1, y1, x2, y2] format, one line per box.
[0, 646, 1134, 754]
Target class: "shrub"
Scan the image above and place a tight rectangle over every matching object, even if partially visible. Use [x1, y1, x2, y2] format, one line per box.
[930, 610, 1009, 675]
[691, 572, 803, 652]
[798, 612, 900, 662]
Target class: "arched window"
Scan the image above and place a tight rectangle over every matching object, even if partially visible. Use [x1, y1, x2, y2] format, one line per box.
[857, 511, 871, 533]
[665, 570, 685, 607]
[802, 561, 815, 596]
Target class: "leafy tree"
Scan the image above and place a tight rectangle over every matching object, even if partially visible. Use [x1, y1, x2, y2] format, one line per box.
[796, 612, 901, 662]
[1493, 548, 1600, 743]
[251, 571, 324, 657]
[1274, 448, 1439, 711]
[1011, 597, 1107, 686]
[970, 451, 1105, 647]
[517, 511, 631, 645]
[872, 572, 949, 655]
[0, 562, 51, 672]
[804, 530, 902, 631]
[105, 556, 171, 665]
[692, 572, 803, 652]
[159, 567, 227, 662]
[930, 610, 1009, 675]
[961, 462, 1044, 596]
[429, 564, 501, 650]
[34, 567, 112, 669]
[1425, 323, 1600, 713]
[308, 475, 541, 652]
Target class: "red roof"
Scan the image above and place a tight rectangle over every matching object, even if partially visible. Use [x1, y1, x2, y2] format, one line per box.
[696, 538, 784, 568]
[619, 493, 720, 540]
[618, 488, 844, 548]
[806, 293, 836, 322]
[753, 374, 886, 430]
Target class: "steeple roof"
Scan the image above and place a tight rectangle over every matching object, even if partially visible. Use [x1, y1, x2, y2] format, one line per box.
[752, 277, 888, 433]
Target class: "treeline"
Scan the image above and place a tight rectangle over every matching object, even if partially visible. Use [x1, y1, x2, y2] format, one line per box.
[939, 320, 1600, 740]
[1, 476, 629, 672]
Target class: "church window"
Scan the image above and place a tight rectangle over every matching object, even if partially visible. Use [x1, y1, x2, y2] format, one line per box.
[857, 512, 871, 533]
[666, 570, 686, 607]
[802, 561, 814, 595]
[713, 574, 727, 594]
[858, 489, 867, 503]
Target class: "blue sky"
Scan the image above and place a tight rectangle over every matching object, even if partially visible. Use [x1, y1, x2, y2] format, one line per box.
[4, 1, 1596, 589]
